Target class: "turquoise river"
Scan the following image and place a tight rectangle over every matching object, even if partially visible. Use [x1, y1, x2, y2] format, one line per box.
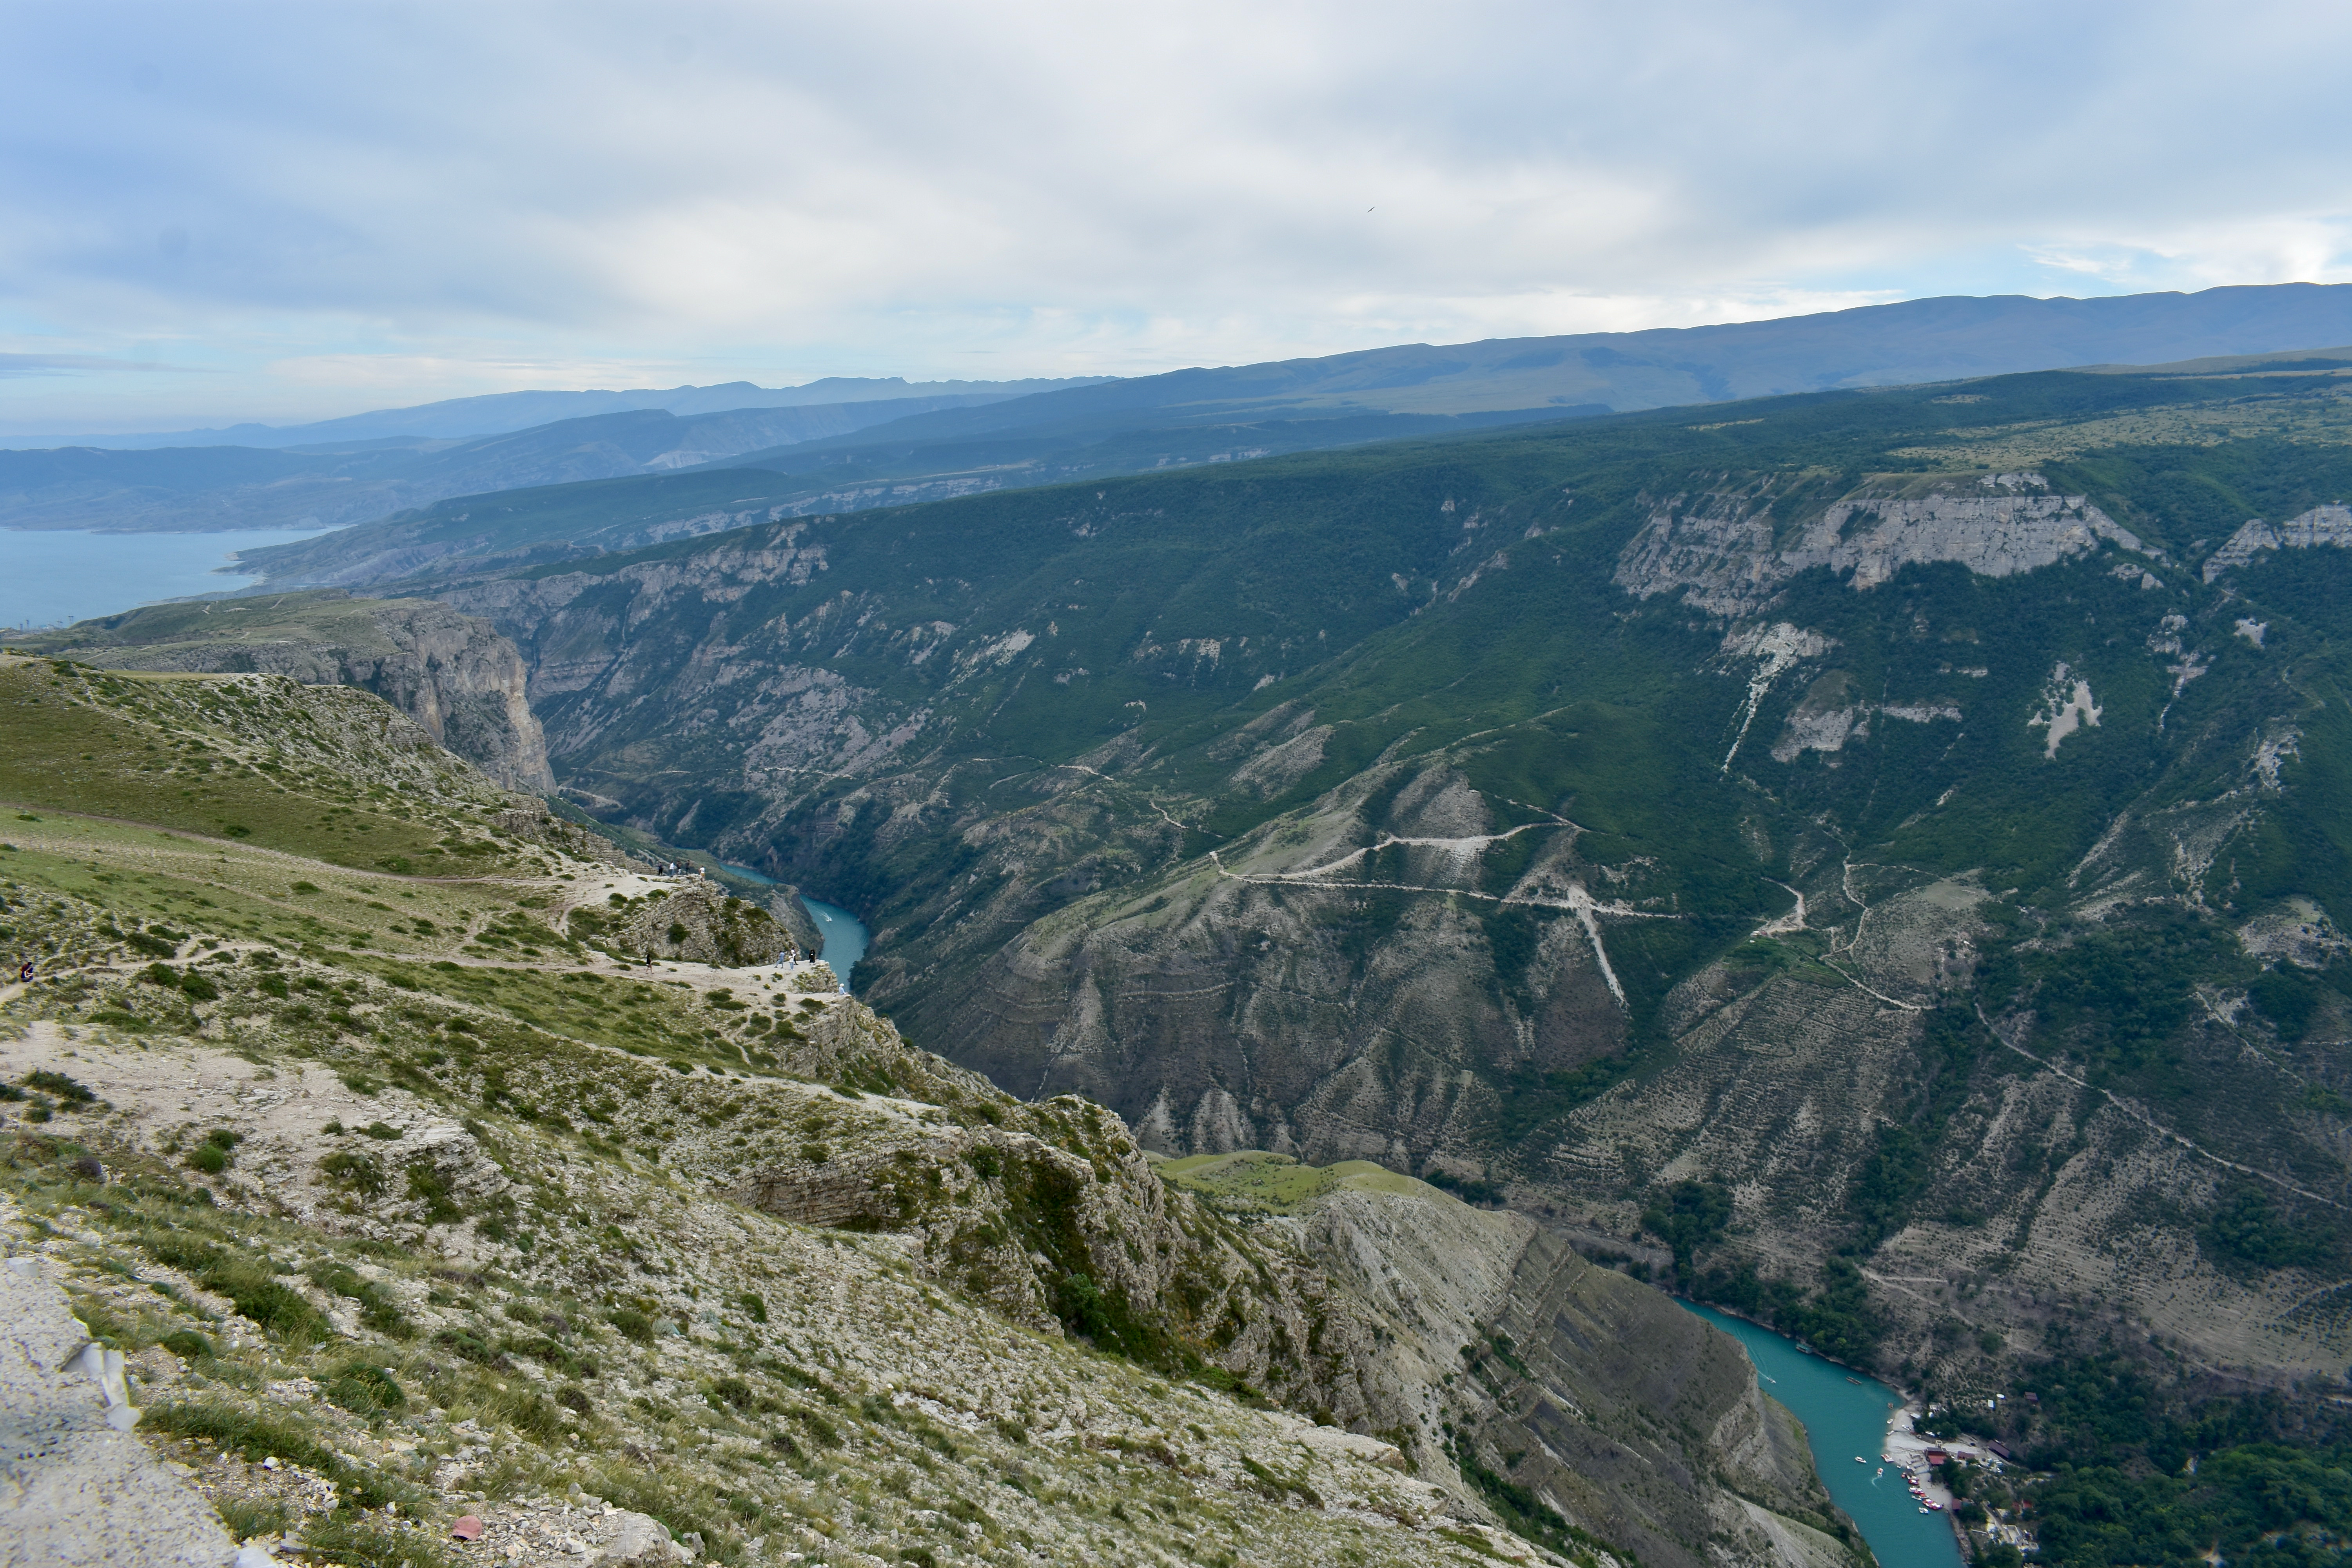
[1682, 1303, 1963, 1568]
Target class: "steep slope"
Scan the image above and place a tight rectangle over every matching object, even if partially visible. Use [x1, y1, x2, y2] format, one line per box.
[16, 592, 554, 791]
[0, 663, 1860, 1568]
[379, 352, 2352, 1420]
[1167, 1154, 1858, 1568]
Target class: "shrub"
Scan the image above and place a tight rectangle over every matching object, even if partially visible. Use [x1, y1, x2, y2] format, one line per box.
[318, 1150, 386, 1198]
[432, 1328, 513, 1372]
[138, 1240, 330, 1343]
[299, 1515, 455, 1568]
[310, 1261, 411, 1336]
[2202, 1185, 2327, 1274]
[214, 1495, 287, 1542]
[405, 1165, 463, 1223]
[22, 1071, 94, 1104]
[324, 1362, 406, 1414]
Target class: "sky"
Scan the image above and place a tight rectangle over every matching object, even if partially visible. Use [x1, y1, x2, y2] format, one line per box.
[5, 0, 2352, 434]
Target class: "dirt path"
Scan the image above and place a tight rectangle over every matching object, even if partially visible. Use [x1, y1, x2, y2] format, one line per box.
[1976, 1002, 2346, 1210]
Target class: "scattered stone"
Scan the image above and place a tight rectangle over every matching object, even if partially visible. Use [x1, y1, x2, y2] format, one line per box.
[593, 1511, 689, 1565]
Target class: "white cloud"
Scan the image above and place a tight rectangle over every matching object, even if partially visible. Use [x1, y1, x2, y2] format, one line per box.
[2, 0, 2350, 428]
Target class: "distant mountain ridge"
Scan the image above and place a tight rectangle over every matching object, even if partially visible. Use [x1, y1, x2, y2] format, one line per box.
[12, 282, 2352, 551]
[0, 392, 1047, 533]
[5, 374, 1112, 450]
[808, 282, 2352, 427]
[24, 281, 2352, 457]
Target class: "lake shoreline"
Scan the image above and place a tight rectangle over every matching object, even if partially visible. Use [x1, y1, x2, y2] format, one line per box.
[1680, 1299, 1965, 1567]
[1674, 1296, 1989, 1552]
[0, 524, 334, 632]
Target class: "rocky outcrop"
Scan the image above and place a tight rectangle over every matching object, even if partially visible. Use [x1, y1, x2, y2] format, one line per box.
[23, 592, 555, 791]
[1165, 1156, 1866, 1568]
[2201, 503, 2352, 581]
[1470, 1231, 1859, 1568]
[693, 995, 1856, 1566]
[434, 525, 940, 800]
[1616, 474, 2147, 615]
[0, 1233, 240, 1566]
[575, 880, 805, 967]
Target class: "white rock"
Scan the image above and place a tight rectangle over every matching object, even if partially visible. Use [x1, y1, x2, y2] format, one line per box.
[595, 1511, 691, 1565]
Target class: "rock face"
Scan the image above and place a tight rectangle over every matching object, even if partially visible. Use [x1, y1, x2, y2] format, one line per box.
[0, 1238, 240, 1566]
[929, 752, 1639, 1165]
[573, 880, 806, 967]
[1274, 1172, 1860, 1568]
[1614, 473, 2148, 616]
[724, 1113, 1866, 1568]
[2201, 503, 2352, 581]
[22, 591, 555, 791]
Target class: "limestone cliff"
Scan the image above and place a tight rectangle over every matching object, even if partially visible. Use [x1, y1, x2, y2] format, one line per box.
[20, 590, 555, 791]
[1613, 472, 2149, 617]
[2200, 503, 2352, 581]
[1162, 1154, 1867, 1568]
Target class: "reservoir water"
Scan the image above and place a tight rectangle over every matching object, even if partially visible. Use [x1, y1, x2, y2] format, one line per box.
[797, 897, 868, 988]
[1681, 1303, 1962, 1568]
[0, 526, 334, 631]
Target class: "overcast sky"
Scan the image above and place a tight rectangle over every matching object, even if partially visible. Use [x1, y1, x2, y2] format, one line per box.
[5, 0, 2351, 432]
